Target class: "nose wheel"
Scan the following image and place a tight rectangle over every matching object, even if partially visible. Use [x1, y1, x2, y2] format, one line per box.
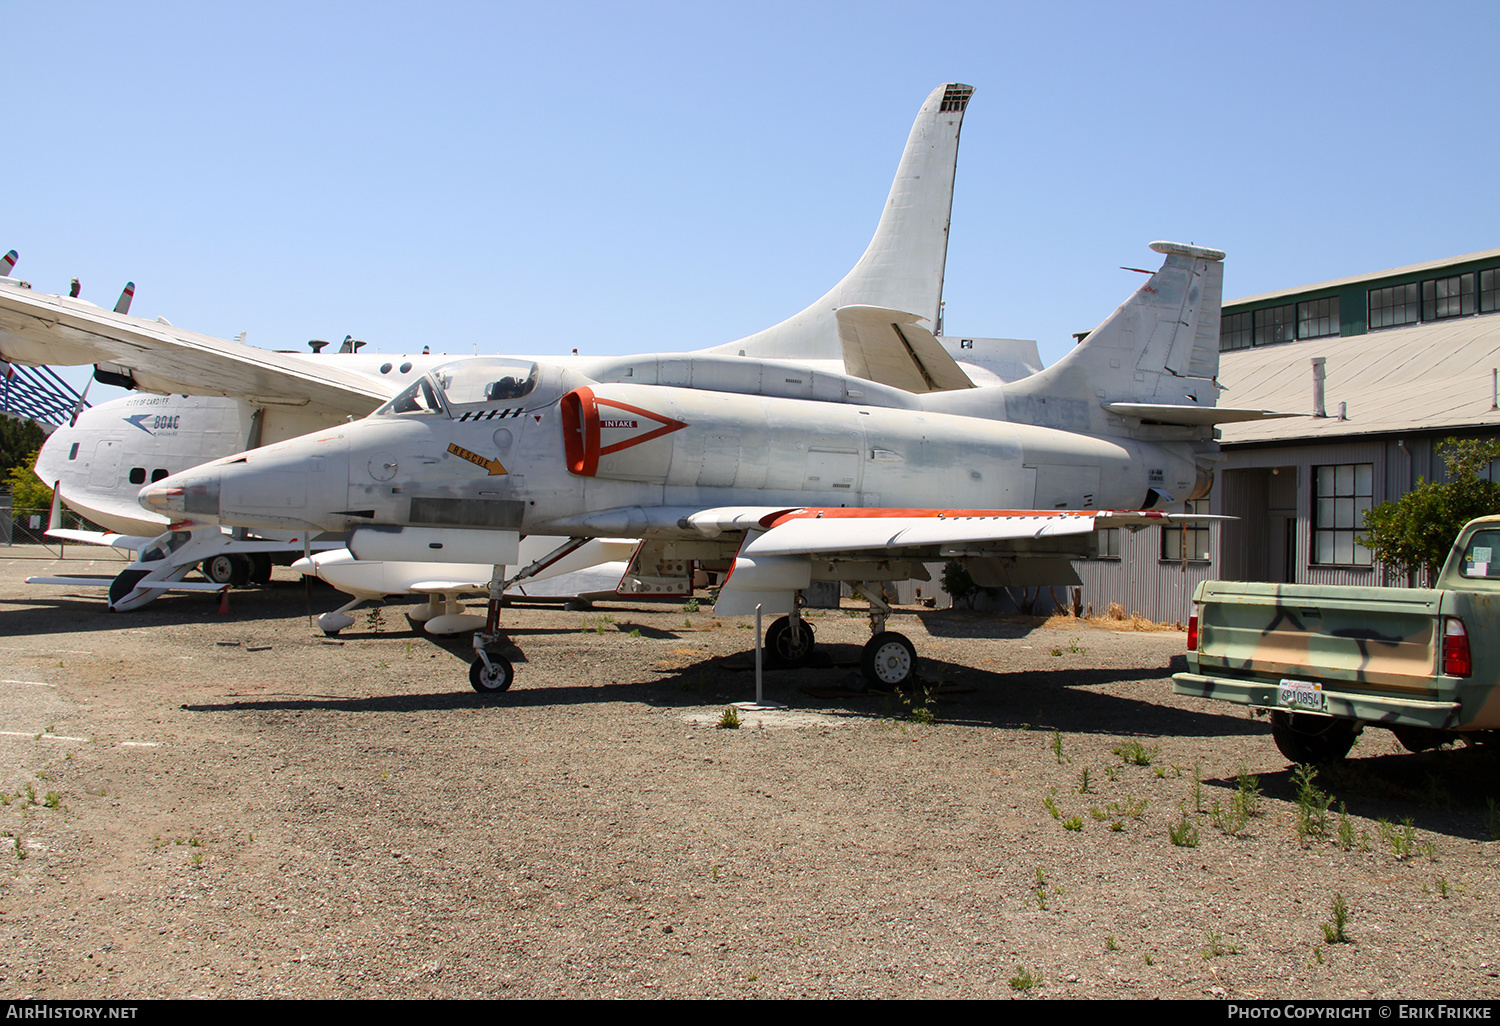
[470, 653, 514, 694]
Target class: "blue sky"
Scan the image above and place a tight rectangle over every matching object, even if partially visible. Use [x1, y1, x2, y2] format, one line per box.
[8, 0, 1498, 400]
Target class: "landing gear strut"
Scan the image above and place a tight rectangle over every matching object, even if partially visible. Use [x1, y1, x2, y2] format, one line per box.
[765, 606, 815, 666]
[850, 582, 919, 690]
[467, 538, 593, 696]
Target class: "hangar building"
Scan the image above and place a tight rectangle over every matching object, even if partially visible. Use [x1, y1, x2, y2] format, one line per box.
[1073, 247, 1500, 623]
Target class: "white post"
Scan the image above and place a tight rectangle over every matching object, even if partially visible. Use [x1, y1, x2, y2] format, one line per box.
[754, 604, 763, 705]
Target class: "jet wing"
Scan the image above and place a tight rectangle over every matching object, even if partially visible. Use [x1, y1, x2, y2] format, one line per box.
[0, 283, 389, 416]
[740, 507, 1209, 557]
[836, 306, 975, 393]
[711, 506, 1226, 615]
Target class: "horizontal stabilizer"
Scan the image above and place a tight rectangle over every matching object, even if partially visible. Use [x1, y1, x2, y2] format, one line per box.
[1102, 403, 1299, 426]
[837, 306, 974, 393]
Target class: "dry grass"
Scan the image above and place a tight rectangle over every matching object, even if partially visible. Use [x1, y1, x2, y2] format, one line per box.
[1041, 601, 1184, 633]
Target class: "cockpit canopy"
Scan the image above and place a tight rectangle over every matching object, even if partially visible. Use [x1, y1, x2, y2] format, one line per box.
[376, 358, 542, 417]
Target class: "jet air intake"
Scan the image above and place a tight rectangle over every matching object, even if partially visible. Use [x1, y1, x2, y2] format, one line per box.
[561, 386, 686, 482]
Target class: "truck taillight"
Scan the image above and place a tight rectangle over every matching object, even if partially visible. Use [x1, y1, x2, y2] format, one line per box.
[1443, 616, 1471, 678]
[1187, 614, 1198, 651]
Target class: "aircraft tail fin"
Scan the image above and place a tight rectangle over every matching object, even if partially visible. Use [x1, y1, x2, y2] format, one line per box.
[1, 251, 16, 277]
[704, 83, 973, 361]
[1001, 242, 1226, 435]
[114, 282, 135, 315]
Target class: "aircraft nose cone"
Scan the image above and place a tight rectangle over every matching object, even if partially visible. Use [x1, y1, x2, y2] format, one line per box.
[139, 467, 222, 523]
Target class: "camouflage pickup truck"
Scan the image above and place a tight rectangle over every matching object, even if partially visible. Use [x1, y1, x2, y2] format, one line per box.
[1173, 515, 1500, 763]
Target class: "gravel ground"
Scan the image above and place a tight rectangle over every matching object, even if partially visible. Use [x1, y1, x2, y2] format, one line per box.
[2, 545, 1499, 1000]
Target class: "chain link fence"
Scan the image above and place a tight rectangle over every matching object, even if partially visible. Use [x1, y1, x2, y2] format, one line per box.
[0, 499, 108, 546]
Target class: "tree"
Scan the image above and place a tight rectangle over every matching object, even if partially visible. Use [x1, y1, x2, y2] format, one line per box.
[3, 448, 53, 513]
[1361, 438, 1500, 583]
[0, 416, 46, 478]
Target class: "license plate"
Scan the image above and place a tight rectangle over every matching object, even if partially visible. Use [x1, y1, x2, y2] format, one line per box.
[1277, 678, 1325, 712]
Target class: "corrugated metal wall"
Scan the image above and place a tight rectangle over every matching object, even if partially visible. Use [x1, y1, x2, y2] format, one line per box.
[1071, 523, 1212, 625]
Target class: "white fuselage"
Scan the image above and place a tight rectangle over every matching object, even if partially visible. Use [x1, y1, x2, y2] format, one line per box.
[143, 355, 1202, 553]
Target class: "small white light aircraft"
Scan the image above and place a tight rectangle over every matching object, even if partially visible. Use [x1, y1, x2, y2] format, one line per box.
[6, 83, 1042, 627]
[139, 240, 1284, 694]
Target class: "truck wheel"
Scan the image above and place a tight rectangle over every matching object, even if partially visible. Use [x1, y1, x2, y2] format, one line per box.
[1391, 725, 1452, 753]
[1269, 711, 1359, 764]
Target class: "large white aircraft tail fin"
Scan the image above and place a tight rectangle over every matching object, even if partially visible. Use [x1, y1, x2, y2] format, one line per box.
[1001, 242, 1229, 435]
[704, 83, 973, 361]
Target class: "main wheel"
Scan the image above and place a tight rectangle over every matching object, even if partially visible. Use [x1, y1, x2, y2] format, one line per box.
[862, 631, 917, 689]
[1269, 710, 1359, 763]
[202, 554, 251, 587]
[765, 616, 815, 666]
[470, 653, 514, 694]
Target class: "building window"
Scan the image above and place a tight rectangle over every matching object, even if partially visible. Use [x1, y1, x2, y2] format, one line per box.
[1369, 283, 1419, 329]
[1313, 464, 1373, 566]
[1253, 304, 1296, 346]
[1482, 269, 1499, 314]
[1297, 297, 1340, 339]
[1162, 500, 1211, 561]
[1422, 273, 1476, 321]
[1220, 311, 1252, 351]
[1094, 528, 1121, 559]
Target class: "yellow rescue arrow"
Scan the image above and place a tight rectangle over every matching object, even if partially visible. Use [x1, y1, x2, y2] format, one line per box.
[447, 442, 507, 476]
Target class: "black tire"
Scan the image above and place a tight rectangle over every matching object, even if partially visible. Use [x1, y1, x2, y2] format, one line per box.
[1269, 710, 1359, 763]
[862, 631, 918, 689]
[765, 616, 815, 666]
[1391, 725, 1452, 754]
[470, 654, 514, 694]
[249, 552, 273, 584]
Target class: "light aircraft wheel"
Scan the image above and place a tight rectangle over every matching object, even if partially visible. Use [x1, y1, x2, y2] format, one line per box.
[1269, 711, 1359, 764]
[765, 616, 815, 666]
[201, 554, 238, 585]
[862, 631, 917, 689]
[470, 654, 514, 694]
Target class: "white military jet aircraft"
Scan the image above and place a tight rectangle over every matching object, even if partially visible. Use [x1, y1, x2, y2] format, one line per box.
[139, 240, 1282, 694]
[5, 83, 1042, 627]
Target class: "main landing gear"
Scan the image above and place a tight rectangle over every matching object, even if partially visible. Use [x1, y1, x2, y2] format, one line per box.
[757, 584, 921, 690]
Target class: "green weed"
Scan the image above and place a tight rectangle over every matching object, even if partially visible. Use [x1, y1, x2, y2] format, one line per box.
[1293, 764, 1333, 845]
[1062, 816, 1083, 831]
[1202, 932, 1238, 958]
[1077, 767, 1093, 794]
[1321, 894, 1351, 944]
[1052, 729, 1067, 764]
[1113, 740, 1159, 766]
[1169, 812, 1200, 848]
[1378, 817, 1417, 860]
[1105, 935, 1120, 952]
[1008, 966, 1041, 993]
[716, 707, 742, 730]
[682, 598, 700, 613]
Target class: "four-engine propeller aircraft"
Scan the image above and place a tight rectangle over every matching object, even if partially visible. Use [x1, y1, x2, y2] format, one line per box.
[138, 240, 1282, 694]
